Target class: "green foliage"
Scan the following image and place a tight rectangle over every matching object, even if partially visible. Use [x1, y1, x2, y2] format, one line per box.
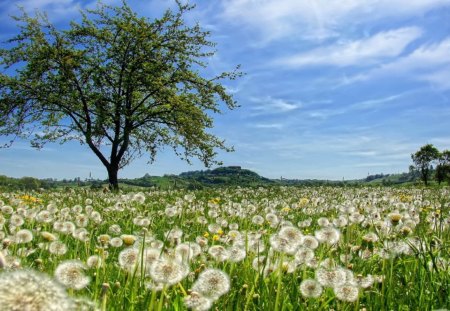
[435, 150, 450, 185]
[411, 144, 440, 186]
[0, 1, 241, 189]
[0, 175, 54, 190]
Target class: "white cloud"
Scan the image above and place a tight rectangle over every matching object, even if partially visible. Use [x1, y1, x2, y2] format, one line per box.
[276, 27, 422, 67]
[250, 96, 301, 115]
[418, 68, 450, 90]
[221, 0, 450, 42]
[340, 38, 450, 85]
[250, 123, 284, 129]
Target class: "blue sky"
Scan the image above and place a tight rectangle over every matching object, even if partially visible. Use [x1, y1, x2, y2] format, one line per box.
[1, 0, 450, 180]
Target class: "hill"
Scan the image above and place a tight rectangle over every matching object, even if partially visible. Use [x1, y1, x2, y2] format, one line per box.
[0, 166, 426, 191]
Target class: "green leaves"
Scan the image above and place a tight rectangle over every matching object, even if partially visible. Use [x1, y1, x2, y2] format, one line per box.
[0, 1, 241, 187]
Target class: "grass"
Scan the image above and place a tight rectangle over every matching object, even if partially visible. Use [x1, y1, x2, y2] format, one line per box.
[0, 186, 449, 310]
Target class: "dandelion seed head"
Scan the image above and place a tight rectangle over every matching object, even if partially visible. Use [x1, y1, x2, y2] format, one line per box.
[192, 268, 230, 301]
[49, 241, 68, 256]
[118, 247, 140, 272]
[110, 237, 123, 248]
[15, 229, 33, 244]
[183, 291, 212, 311]
[149, 258, 189, 285]
[334, 282, 359, 302]
[0, 269, 74, 311]
[54, 260, 90, 290]
[299, 279, 323, 298]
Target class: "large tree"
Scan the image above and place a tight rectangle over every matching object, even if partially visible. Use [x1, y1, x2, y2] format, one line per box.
[435, 150, 450, 185]
[411, 144, 440, 186]
[0, 1, 240, 189]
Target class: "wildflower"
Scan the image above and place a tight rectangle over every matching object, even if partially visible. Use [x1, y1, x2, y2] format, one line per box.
[192, 268, 230, 301]
[315, 267, 346, 288]
[314, 227, 340, 245]
[9, 214, 24, 227]
[294, 246, 315, 264]
[208, 245, 230, 262]
[228, 246, 246, 262]
[165, 228, 183, 244]
[317, 217, 330, 227]
[110, 237, 124, 248]
[87, 255, 102, 269]
[49, 241, 68, 256]
[1, 205, 13, 214]
[149, 258, 189, 285]
[97, 234, 111, 246]
[175, 243, 195, 262]
[389, 213, 402, 226]
[184, 291, 212, 311]
[36, 210, 53, 223]
[278, 226, 303, 246]
[265, 213, 279, 226]
[252, 215, 264, 225]
[90, 211, 102, 224]
[0, 251, 6, 269]
[299, 279, 323, 298]
[269, 234, 298, 255]
[197, 236, 209, 247]
[15, 229, 33, 244]
[132, 193, 146, 204]
[354, 274, 374, 289]
[165, 207, 178, 217]
[118, 247, 140, 273]
[207, 223, 221, 234]
[0, 269, 74, 310]
[54, 260, 90, 290]
[73, 228, 90, 242]
[334, 282, 359, 302]
[41, 231, 58, 242]
[301, 235, 319, 249]
[142, 247, 161, 274]
[75, 214, 89, 227]
[109, 224, 122, 235]
[121, 234, 137, 246]
[145, 280, 165, 292]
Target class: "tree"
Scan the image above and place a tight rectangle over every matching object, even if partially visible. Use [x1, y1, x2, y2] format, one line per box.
[411, 144, 440, 186]
[0, 1, 241, 190]
[435, 150, 450, 185]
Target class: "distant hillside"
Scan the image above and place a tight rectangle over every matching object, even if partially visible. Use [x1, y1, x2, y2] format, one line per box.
[0, 166, 426, 191]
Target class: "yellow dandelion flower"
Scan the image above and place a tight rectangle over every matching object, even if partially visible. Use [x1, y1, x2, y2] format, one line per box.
[212, 235, 220, 241]
[299, 198, 309, 206]
[203, 232, 210, 238]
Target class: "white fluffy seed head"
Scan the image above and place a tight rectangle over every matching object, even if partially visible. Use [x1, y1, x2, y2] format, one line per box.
[191, 268, 230, 301]
[0, 269, 74, 311]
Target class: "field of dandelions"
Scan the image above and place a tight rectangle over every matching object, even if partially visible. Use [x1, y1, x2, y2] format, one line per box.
[0, 186, 449, 311]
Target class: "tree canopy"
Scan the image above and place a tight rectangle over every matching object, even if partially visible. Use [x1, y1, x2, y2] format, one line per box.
[0, 1, 241, 189]
[411, 144, 440, 186]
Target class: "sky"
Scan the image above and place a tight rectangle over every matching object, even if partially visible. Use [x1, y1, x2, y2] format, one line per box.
[1, 0, 450, 180]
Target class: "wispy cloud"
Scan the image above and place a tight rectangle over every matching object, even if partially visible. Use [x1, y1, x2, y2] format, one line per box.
[220, 0, 450, 43]
[339, 38, 450, 86]
[250, 123, 284, 130]
[276, 27, 422, 68]
[249, 96, 302, 115]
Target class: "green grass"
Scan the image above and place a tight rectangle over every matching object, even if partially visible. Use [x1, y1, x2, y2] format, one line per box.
[0, 186, 449, 310]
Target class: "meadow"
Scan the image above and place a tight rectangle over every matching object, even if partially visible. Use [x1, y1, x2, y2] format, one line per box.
[0, 186, 449, 310]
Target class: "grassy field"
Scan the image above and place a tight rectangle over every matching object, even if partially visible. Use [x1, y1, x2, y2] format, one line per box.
[0, 186, 449, 310]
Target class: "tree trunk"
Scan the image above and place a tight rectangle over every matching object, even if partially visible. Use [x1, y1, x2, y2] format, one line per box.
[107, 165, 119, 191]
